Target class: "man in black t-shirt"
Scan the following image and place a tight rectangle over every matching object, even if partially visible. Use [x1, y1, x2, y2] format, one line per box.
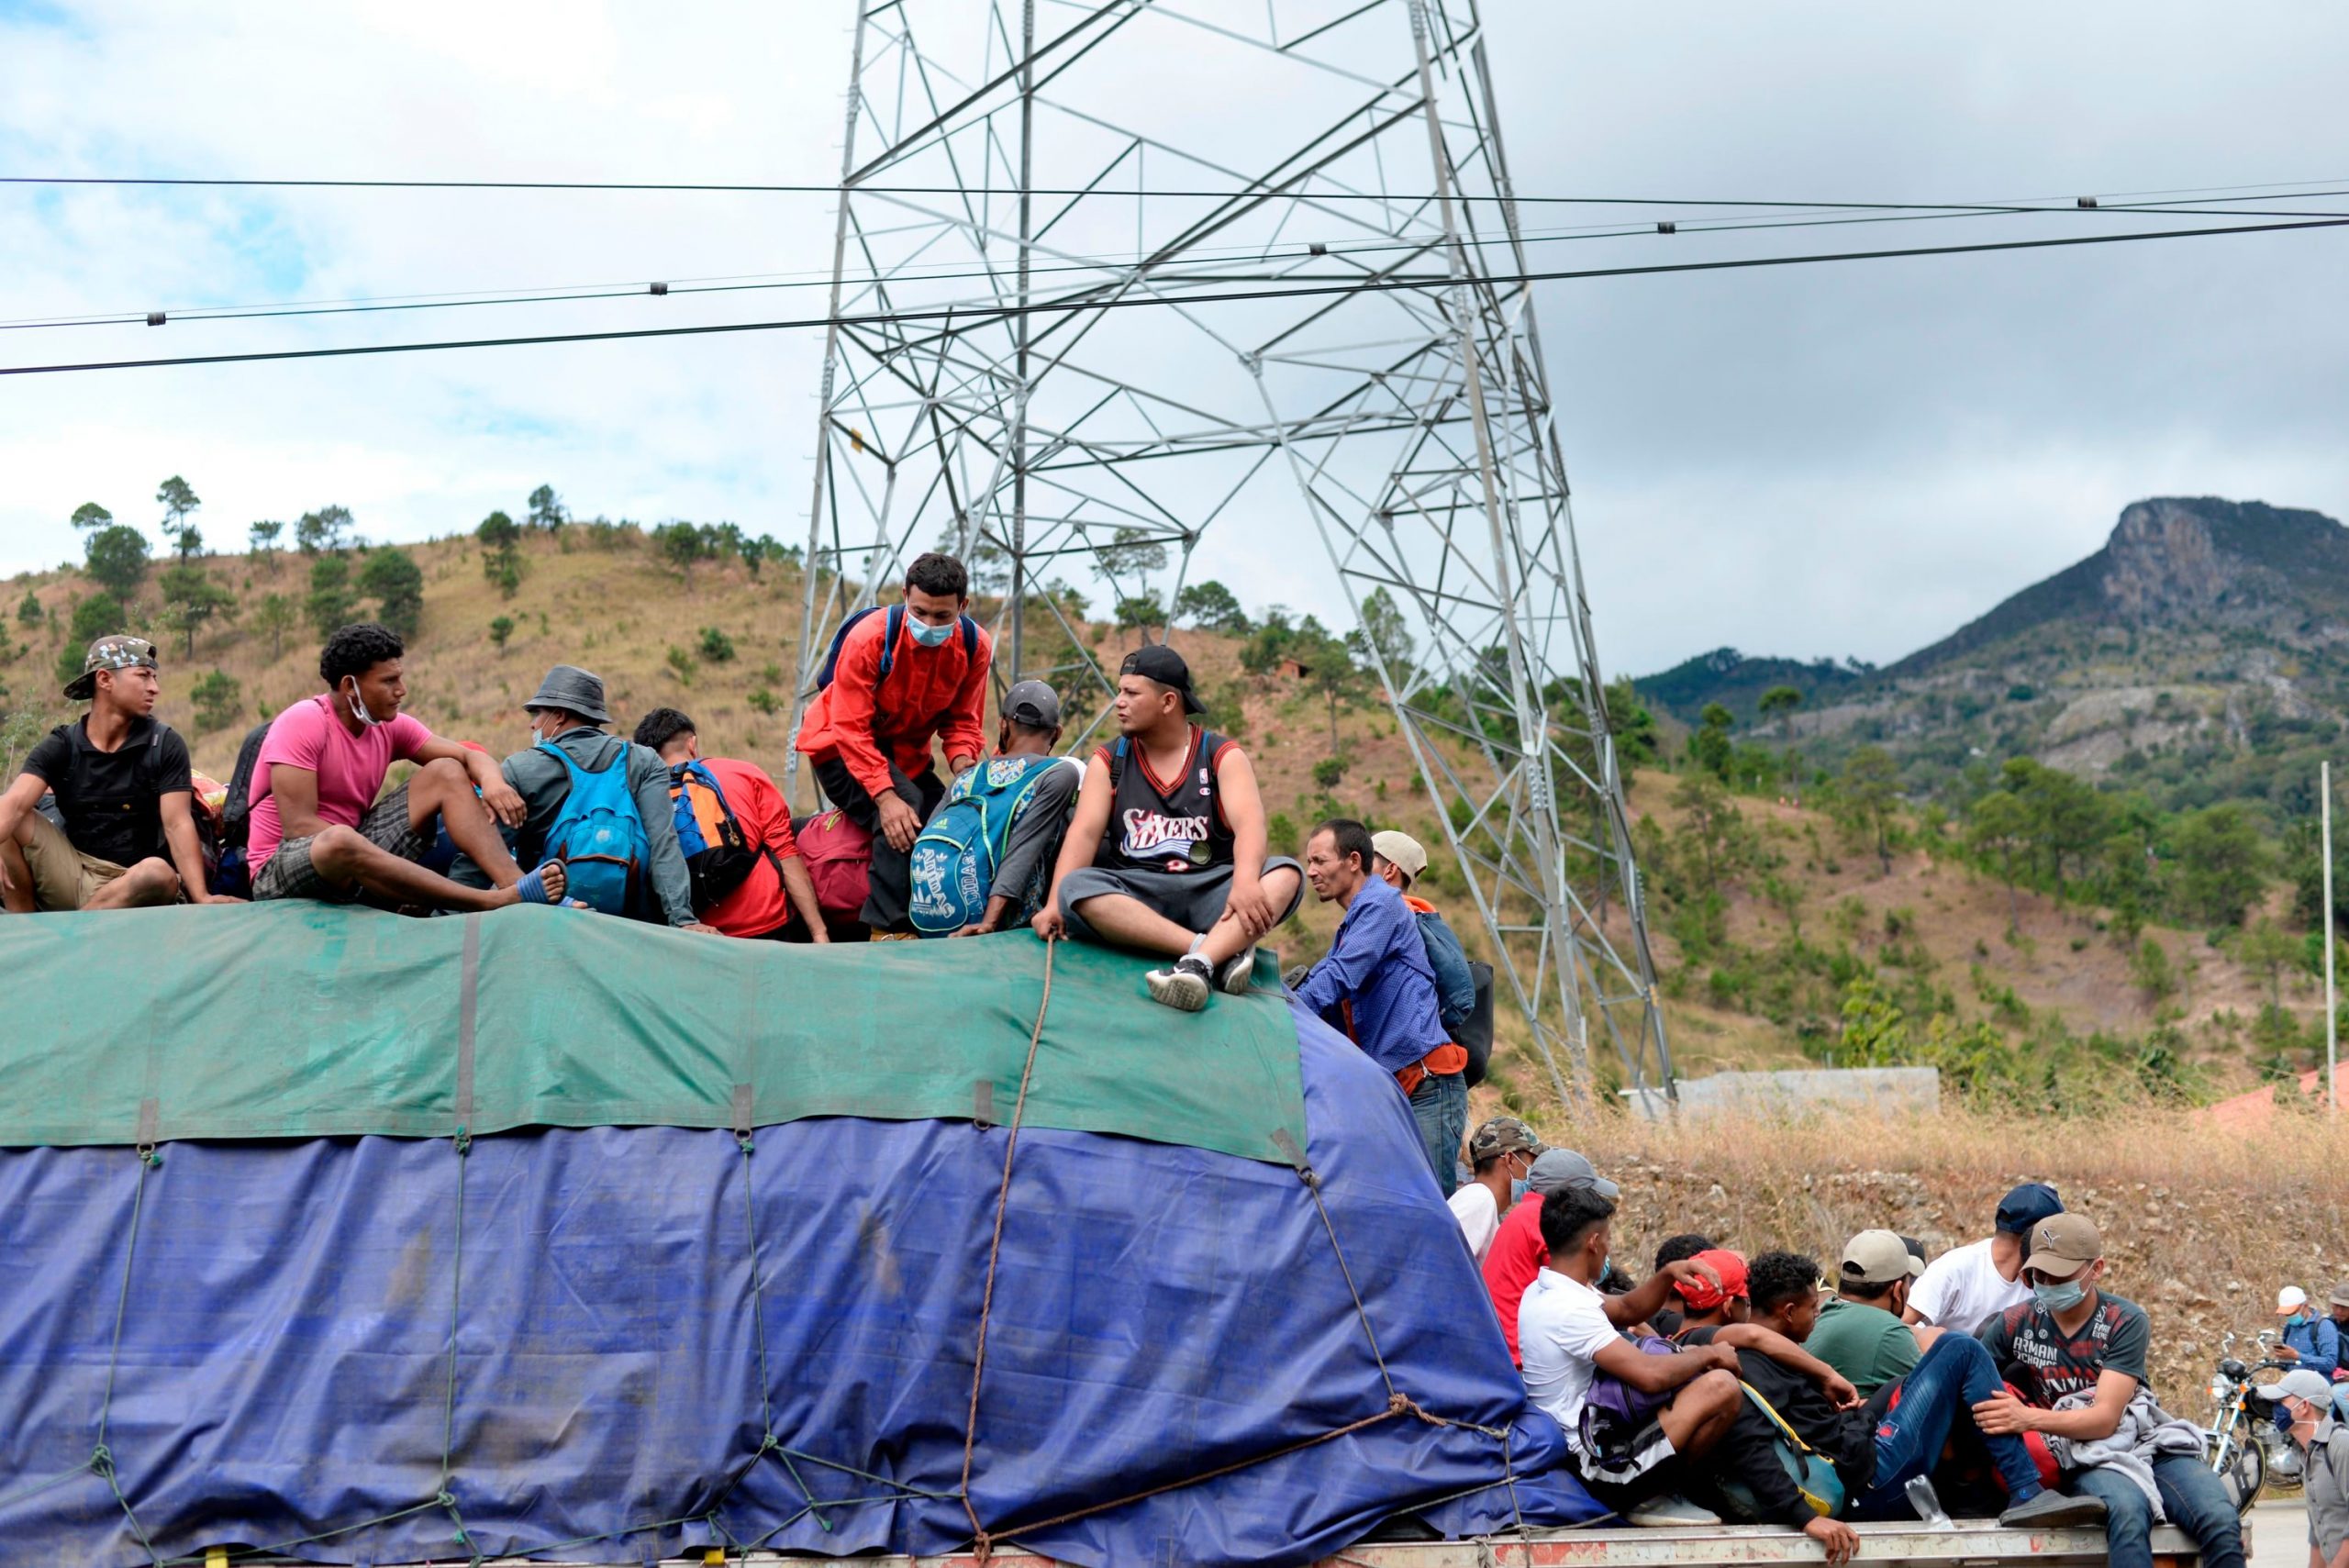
[0, 636, 230, 912]
[1972, 1212, 2243, 1568]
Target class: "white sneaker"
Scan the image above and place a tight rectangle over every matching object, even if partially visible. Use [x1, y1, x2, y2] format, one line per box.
[1217, 947, 1256, 995]
[1625, 1495, 1720, 1528]
[1146, 956, 1214, 1012]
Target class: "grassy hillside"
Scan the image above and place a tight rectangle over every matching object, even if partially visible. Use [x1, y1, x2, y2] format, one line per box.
[9, 526, 2333, 1118]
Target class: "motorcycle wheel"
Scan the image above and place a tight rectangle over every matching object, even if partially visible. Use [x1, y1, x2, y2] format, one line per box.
[2224, 1435, 2266, 1515]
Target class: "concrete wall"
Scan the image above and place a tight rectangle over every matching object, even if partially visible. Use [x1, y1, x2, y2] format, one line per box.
[1620, 1067, 1941, 1120]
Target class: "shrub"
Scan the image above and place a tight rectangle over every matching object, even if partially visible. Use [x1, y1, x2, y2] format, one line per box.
[189, 670, 243, 734]
[697, 626, 737, 664]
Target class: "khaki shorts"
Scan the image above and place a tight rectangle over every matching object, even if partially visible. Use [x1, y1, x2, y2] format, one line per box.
[17, 812, 132, 911]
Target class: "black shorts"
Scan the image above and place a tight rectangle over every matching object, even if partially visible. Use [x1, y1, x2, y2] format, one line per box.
[1568, 1408, 1682, 1511]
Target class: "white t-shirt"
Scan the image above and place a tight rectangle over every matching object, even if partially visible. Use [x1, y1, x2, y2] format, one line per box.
[1909, 1237, 2030, 1335]
[1449, 1183, 1503, 1262]
[1519, 1268, 1620, 1434]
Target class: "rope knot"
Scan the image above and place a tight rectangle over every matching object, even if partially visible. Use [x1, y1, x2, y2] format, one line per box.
[759, 1432, 780, 1453]
[136, 1145, 162, 1170]
[436, 1489, 458, 1510]
[88, 1444, 114, 1479]
[451, 1127, 472, 1157]
[971, 1528, 995, 1563]
[736, 1133, 755, 1155]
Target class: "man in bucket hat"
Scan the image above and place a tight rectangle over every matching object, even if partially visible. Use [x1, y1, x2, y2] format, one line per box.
[247, 623, 563, 912]
[451, 663, 708, 930]
[0, 635, 228, 911]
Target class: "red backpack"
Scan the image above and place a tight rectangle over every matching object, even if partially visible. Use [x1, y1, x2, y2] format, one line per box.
[795, 807, 874, 922]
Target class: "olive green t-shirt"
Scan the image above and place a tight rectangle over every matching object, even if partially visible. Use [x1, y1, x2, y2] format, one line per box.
[1808, 1296, 1920, 1395]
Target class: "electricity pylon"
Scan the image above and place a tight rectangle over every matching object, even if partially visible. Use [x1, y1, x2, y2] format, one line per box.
[788, 0, 1671, 1105]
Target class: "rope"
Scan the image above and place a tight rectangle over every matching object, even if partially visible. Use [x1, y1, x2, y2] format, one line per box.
[93, 1147, 161, 1566]
[1300, 1170, 1398, 1402]
[438, 1128, 470, 1496]
[956, 936, 1059, 1562]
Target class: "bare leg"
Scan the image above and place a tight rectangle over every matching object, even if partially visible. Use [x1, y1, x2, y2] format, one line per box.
[405, 758, 525, 888]
[80, 857, 182, 910]
[1655, 1369, 1742, 1461]
[1067, 892, 1200, 957]
[1195, 865, 1304, 964]
[307, 826, 565, 912]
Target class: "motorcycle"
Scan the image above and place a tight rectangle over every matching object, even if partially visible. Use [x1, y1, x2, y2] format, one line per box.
[2204, 1330, 2298, 1512]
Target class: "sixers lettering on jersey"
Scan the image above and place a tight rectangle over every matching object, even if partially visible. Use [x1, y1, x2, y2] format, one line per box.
[1119, 807, 1214, 869]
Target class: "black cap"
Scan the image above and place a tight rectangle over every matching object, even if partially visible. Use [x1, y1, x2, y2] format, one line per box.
[1120, 644, 1205, 714]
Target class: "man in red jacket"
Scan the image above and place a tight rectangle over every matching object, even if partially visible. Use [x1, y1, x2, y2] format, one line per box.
[796, 552, 991, 935]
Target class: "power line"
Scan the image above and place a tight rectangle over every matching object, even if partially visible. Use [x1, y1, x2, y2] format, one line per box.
[6, 171, 2349, 211]
[10, 195, 2347, 336]
[3, 213, 2342, 379]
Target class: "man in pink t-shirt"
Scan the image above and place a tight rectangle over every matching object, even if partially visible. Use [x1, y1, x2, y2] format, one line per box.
[248, 623, 565, 911]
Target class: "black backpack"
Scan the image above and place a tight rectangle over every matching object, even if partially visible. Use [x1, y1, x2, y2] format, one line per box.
[222, 719, 273, 850]
[1457, 961, 1497, 1088]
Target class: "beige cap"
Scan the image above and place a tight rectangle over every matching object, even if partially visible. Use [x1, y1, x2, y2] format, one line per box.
[1841, 1229, 1924, 1286]
[2331, 1279, 2349, 1309]
[2024, 1212, 2103, 1273]
[1371, 829, 1429, 882]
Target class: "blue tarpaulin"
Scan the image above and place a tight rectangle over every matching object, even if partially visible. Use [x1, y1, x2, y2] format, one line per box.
[0, 1006, 1602, 1566]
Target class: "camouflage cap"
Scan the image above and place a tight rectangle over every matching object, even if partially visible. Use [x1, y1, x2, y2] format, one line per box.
[63, 635, 158, 701]
[1466, 1115, 1546, 1164]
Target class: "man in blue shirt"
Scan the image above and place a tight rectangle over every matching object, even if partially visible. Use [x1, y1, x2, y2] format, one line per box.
[2278, 1284, 2343, 1378]
[1293, 817, 1458, 1191]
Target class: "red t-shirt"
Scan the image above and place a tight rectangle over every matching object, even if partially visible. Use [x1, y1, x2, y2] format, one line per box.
[697, 757, 803, 939]
[1481, 1193, 1549, 1366]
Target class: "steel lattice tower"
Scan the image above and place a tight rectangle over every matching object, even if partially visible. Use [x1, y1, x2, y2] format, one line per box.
[788, 0, 1671, 1104]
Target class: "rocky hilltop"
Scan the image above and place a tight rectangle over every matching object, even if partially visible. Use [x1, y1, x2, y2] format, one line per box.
[1633, 496, 2349, 806]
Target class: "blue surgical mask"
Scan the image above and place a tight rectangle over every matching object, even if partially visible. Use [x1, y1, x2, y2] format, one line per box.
[907, 616, 956, 648]
[2033, 1278, 2087, 1313]
[1509, 1179, 1530, 1203]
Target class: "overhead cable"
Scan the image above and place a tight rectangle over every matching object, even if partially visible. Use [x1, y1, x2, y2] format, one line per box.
[7, 196, 2346, 336]
[3, 213, 2343, 379]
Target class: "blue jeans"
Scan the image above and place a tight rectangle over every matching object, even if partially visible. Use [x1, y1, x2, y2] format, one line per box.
[2068, 1451, 2243, 1568]
[1407, 1071, 1467, 1196]
[1852, 1335, 2043, 1518]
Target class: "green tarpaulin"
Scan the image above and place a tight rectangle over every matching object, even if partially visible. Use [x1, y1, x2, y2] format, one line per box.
[0, 902, 1307, 1162]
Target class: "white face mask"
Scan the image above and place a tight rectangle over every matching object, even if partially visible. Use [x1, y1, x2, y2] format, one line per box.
[343, 678, 385, 728]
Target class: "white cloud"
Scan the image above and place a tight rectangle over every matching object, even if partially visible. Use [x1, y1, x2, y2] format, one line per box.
[4, 0, 2348, 685]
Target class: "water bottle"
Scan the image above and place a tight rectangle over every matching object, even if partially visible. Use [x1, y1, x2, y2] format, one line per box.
[1906, 1474, 1954, 1529]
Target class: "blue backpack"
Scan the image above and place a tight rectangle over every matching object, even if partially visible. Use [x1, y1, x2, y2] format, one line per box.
[815, 604, 979, 688]
[537, 740, 651, 916]
[907, 755, 1079, 936]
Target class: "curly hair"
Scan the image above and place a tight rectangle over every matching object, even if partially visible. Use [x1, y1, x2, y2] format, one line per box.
[318, 622, 405, 687]
[1747, 1251, 1824, 1316]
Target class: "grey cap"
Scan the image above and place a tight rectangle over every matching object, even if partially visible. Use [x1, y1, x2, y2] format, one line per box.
[1526, 1148, 1619, 1201]
[523, 664, 611, 726]
[1004, 679, 1063, 728]
[2256, 1369, 2336, 1407]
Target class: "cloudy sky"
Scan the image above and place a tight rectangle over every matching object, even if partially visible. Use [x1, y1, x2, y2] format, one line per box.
[3, 0, 2345, 679]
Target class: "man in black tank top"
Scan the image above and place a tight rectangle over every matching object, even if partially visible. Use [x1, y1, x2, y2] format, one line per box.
[1036, 646, 1305, 1011]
